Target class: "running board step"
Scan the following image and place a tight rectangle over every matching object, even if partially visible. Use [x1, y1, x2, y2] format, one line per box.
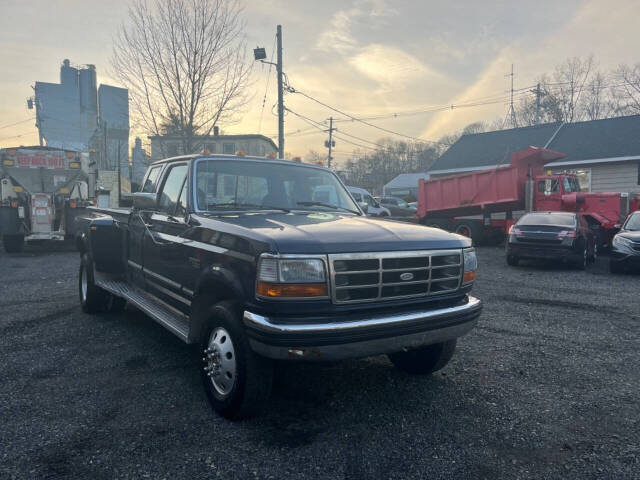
[95, 274, 191, 343]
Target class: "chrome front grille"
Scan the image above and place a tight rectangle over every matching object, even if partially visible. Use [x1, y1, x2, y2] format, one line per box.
[328, 250, 463, 304]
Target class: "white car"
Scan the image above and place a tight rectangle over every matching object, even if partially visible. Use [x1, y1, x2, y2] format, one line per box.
[347, 186, 391, 217]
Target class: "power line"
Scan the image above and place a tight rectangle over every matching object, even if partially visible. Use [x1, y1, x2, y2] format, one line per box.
[286, 84, 443, 144]
[257, 34, 277, 134]
[0, 129, 37, 141]
[0, 117, 36, 130]
[285, 108, 380, 152]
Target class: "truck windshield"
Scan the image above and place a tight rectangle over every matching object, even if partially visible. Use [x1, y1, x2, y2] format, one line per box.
[563, 177, 581, 193]
[517, 213, 576, 227]
[624, 212, 640, 231]
[195, 159, 359, 214]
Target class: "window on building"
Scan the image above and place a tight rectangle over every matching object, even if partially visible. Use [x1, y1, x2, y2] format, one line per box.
[167, 144, 179, 157]
[223, 143, 235, 154]
[637, 162, 640, 185]
[205, 144, 216, 153]
[158, 164, 188, 214]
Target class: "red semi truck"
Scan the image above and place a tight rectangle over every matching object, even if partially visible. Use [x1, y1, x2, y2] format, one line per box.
[417, 146, 640, 245]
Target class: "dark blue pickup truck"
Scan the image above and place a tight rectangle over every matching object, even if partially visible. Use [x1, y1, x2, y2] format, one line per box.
[76, 154, 482, 419]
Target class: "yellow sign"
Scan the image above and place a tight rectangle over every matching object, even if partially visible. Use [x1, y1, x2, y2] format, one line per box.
[69, 161, 80, 169]
[3, 159, 14, 166]
[13, 186, 23, 192]
[59, 187, 70, 194]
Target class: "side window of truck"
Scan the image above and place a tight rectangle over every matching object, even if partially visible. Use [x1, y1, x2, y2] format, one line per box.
[142, 166, 162, 193]
[158, 164, 188, 214]
[175, 182, 188, 217]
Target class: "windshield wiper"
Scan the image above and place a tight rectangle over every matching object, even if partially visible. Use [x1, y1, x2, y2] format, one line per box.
[296, 201, 359, 214]
[206, 202, 290, 213]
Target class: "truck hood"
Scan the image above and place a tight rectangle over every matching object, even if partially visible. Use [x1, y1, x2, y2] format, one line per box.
[193, 212, 470, 254]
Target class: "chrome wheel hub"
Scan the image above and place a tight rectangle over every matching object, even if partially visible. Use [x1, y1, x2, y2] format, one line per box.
[203, 327, 236, 396]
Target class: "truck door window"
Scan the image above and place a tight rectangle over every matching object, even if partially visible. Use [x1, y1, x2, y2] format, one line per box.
[538, 179, 559, 195]
[158, 164, 188, 214]
[142, 166, 162, 193]
[175, 181, 188, 217]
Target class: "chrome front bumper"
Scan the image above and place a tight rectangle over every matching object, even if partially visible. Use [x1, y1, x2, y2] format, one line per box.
[243, 295, 482, 361]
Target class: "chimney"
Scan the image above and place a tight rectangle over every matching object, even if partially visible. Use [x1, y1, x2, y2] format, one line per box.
[213, 126, 219, 136]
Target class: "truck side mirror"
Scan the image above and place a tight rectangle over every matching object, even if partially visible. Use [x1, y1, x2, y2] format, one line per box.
[133, 192, 157, 210]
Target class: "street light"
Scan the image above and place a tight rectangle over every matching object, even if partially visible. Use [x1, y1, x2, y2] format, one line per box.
[253, 47, 266, 61]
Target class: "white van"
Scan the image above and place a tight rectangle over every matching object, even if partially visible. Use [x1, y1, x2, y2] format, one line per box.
[347, 186, 391, 217]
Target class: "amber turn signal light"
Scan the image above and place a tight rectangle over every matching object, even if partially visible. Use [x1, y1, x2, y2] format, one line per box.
[256, 281, 328, 298]
[463, 270, 476, 284]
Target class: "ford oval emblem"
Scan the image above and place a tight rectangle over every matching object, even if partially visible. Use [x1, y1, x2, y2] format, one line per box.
[400, 272, 414, 281]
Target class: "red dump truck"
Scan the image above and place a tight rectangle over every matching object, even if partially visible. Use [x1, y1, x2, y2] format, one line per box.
[417, 146, 640, 245]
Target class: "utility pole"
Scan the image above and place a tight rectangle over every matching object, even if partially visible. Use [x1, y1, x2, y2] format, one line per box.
[276, 25, 284, 159]
[325, 117, 336, 169]
[535, 83, 541, 125]
[528, 82, 543, 125]
[508, 64, 517, 128]
[117, 140, 122, 207]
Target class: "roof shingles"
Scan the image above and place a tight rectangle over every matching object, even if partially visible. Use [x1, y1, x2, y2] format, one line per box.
[429, 115, 640, 172]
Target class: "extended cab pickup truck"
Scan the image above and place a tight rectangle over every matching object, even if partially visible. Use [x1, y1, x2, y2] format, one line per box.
[76, 154, 482, 419]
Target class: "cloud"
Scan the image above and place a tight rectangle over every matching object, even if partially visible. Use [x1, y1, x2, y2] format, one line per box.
[314, 0, 398, 55]
[315, 7, 362, 54]
[349, 44, 442, 89]
[420, 0, 640, 140]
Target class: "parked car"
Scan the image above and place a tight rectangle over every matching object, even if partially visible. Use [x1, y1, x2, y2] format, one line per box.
[408, 201, 417, 210]
[76, 154, 482, 420]
[610, 211, 640, 273]
[347, 186, 390, 216]
[375, 196, 416, 217]
[505, 211, 596, 269]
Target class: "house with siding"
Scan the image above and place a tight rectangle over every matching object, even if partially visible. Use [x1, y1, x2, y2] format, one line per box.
[429, 115, 640, 194]
[148, 127, 277, 161]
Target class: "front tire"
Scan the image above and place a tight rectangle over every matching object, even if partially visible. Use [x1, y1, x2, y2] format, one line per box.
[3, 234, 24, 253]
[79, 253, 109, 313]
[388, 340, 457, 375]
[200, 300, 273, 420]
[574, 246, 587, 270]
[506, 254, 519, 266]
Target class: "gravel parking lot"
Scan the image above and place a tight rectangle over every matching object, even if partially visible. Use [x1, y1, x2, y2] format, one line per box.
[1, 243, 638, 479]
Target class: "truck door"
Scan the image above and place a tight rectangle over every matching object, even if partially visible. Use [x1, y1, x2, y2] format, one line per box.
[534, 177, 562, 211]
[128, 164, 163, 286]
[142, 163, 191, 314]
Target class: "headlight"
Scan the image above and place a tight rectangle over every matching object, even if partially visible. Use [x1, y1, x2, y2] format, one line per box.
[462, 248, 477, 285]
[612, 235, 633, 250]
[257, 255, 328, 298]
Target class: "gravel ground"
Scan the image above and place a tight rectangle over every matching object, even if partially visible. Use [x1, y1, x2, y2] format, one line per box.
[1, 243, 639, 479]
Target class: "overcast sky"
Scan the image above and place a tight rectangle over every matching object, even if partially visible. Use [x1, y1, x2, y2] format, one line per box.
[1, 0, 640, 164]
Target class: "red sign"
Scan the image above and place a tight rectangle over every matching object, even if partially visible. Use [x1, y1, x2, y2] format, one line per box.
[16, 154, 67, 170]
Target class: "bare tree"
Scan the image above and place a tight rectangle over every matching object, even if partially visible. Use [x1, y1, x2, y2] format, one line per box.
[549, 56, 594, 123]
[304, 150, 324, 165]
[582, 71, 615, 120]
[111, 0, 252, 157]
[614, 63, 640, 114]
